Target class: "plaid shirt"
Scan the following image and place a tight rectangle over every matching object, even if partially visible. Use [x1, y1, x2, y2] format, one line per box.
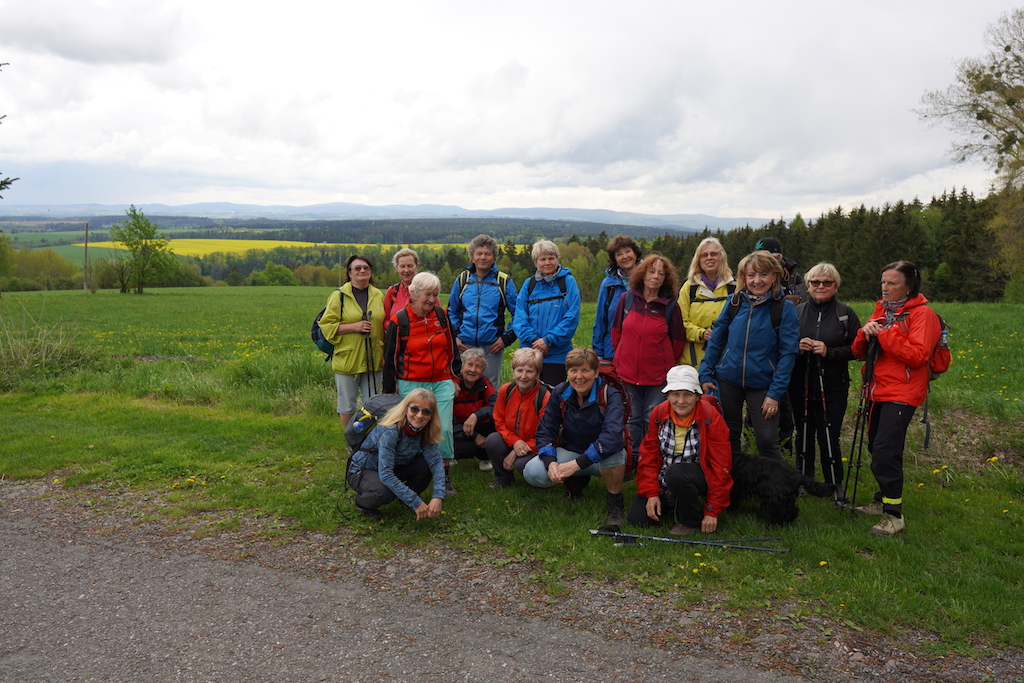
[656, 417, 700, 490]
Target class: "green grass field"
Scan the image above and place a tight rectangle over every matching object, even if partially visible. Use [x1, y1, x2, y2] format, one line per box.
[1, 287, 1022, 652]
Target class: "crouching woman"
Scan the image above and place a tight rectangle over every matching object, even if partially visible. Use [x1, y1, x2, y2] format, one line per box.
[628, 365, 732, 536]
[347, 388, 446, 521]
[524, 347, 627, 529]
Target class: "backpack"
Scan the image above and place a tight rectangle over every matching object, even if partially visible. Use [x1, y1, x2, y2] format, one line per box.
[724, 292, 783, 333]
[596, 362, 635, 475]
[456, 269, 512, 335]
[311, 288, 343, 360]
[344, 393, 404, 455]
[928, 312, 951, 381]
[688, 281, 737, 304]
[501, 381, 551, 435]
[621, 290, 679, 329]
[525, 274, 567, 304]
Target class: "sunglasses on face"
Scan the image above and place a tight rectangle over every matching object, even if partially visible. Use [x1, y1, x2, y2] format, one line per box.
[350, 265, 372, 272]
[808, 280, 835, 288]
[408, 405, 433, 416]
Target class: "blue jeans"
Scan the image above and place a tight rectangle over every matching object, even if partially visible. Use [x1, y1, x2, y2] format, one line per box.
[398, 378, 456, 461]
[625, 382, 666, 453]
[522, 447, 626, 488]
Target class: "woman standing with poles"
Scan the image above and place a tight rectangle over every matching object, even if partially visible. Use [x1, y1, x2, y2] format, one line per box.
[850, 260, 941, 537]
[319, 255, 384, 427]
[787, 263, 859, 497]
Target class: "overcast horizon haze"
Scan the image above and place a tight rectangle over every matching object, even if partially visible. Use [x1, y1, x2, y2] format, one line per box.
[0, 1, 1010, 220]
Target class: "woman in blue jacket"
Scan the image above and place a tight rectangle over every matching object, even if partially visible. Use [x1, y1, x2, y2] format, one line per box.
[592, 235, 641, 361]
[524, 348, 627, 529]
[447, 234, 519, 390]
[699, 250, 799, 460]
[513, 240, 582, 386]
[347, 388, 447, 521]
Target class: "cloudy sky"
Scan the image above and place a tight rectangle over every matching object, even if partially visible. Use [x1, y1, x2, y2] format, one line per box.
[0, 1, 1010, 218]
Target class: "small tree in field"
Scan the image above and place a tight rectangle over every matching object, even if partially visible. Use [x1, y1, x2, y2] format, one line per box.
[109, 205, 174, 294]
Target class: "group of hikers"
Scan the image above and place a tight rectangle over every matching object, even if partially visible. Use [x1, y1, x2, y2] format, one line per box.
[319, 233, 943, 538]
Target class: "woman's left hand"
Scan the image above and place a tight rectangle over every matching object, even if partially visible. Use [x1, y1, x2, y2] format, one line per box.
[463, 413, 478, 436]
[488, 338, 506, 354]
[762, 396, 779, 420]
[701, 515, 718, 533]
[554, 460, 581, 481]
[532, 338, 550, 355]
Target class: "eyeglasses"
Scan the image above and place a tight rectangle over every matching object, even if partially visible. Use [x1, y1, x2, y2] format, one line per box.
[350, 265, 372, 272]
[808, 280, 835, 288]
[408, 405, 433, 416]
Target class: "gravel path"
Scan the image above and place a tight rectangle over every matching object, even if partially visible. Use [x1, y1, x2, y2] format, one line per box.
[2, 480, 1020, 682]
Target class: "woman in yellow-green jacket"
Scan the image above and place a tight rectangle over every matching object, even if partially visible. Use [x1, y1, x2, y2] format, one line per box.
[319, 254, 385, 426]
[677, 238, 735, 369]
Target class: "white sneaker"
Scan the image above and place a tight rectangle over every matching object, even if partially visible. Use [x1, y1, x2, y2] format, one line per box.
[869, 513, 905, 537]
[478, 460, 493, 472]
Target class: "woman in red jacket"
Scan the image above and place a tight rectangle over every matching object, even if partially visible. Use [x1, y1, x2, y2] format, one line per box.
[628, 365, 732, 536]
[484, 348, 550, 489]
[851, 260, 941, 538]
[611, 253, 686, 453]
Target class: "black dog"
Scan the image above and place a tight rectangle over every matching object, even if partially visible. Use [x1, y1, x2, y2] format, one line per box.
[729, 451, 835, 526]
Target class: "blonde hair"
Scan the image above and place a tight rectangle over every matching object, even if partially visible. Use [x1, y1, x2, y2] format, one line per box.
[392, 248, 419, 268]
[736, 250, 784, 295]
[804, 262, 841, 289]
[686, 237, 732, 283]
[378, 388, 443, 445]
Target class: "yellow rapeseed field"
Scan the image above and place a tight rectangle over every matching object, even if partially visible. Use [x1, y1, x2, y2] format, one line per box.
[78, 239, 448, 257]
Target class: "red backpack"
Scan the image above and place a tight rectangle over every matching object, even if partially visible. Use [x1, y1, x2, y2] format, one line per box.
[597, 360, 635, 475]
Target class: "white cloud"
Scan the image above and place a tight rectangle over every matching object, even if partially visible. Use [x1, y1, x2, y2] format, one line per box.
[0, 0, 1013, 215]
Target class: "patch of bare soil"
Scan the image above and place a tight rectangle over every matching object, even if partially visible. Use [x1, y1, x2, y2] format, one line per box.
[2, 479, 1021, 683]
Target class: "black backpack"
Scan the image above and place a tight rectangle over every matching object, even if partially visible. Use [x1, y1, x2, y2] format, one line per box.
[724, 292, 783, 333]
[525, 274, 567, 304]
[311, 289, 343, 360]
[455, 269, 513, 335]
[344, 393, 404, 455]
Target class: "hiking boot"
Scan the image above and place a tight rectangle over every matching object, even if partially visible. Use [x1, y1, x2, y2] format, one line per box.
[854, 500, 884, 516]
[487, 480, 511, 490]
[356, 506, 382, 522]
[670, 523, 696, 537]
[478, 460, 493, 472]
[869, 513, 905, 537]
[605, 492, 624, 528]
[442, 461, 459, 497]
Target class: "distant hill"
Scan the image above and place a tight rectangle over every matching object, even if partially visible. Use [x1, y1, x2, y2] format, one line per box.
[0, 201, 769, 233]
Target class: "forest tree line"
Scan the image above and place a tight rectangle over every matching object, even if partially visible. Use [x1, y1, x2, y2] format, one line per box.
[0, 189, 1017, 303]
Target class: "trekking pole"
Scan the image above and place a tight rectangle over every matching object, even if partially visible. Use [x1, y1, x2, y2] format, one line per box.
[817, 358, 839, 496]
[363, 311, 378, 396]
[843, 336, 878, 514]
[798, 352, 810, 476]
[920, 393, 932, 450]
[589, 529, 790, 553]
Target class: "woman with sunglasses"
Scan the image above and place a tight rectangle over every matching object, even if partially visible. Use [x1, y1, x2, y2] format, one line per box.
[347, 388, 446, 521]
[787, 263, 860, 497]
[318, 254, 385, 427]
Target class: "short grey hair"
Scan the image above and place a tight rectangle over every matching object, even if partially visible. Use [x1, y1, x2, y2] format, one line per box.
[392, 247, 419, 268]
[511, 347, 543, 372]
[460, 347, 488, 370]
[804, 262, 842, 289]
[467, 234, 498, 261]
[409, 271, 441, 297]
[531, 239, 560, 263]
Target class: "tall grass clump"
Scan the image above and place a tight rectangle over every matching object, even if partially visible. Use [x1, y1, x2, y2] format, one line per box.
[0, 301, 97, 390]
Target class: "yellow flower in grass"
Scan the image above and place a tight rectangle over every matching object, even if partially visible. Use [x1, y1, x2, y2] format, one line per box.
[918, 483, 925, 488]
[820, 561, 828, 566]
[987, 457, 999, 463]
